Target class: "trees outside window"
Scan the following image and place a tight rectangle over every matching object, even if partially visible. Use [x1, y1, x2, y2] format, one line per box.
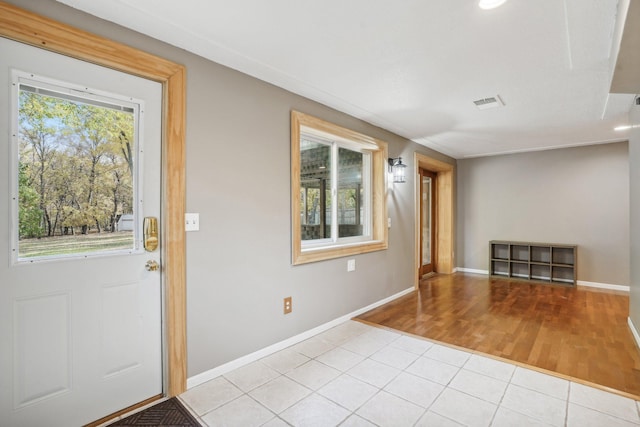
[15, 77, 139, 259]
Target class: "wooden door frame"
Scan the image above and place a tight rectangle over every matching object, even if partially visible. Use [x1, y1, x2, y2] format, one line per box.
[414, 153, 455, 289]
[0, 2, 187, 397]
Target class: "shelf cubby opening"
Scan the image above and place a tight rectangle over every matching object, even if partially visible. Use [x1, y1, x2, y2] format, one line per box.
[491, 244, 509, 260]
[530, 264, 551, 281]
[510, 262, 529, 279]
[491, 260, 509, 276]
[552, 247, 575, 266]
[552, 266, 574, 284]
[531, 246, 551, 263]
[510, 245, 529, 262]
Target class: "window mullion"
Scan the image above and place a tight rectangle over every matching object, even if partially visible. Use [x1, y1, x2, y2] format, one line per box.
[364, 153, 372, 236]
[331, 143, 338, 242]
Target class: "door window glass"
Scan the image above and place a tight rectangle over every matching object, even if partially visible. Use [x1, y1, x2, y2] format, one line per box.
[422, 175, 432, 265]
[12, 73, 142, 262]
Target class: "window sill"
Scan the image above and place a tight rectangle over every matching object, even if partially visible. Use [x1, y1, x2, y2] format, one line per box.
[293, 239, 388, 265]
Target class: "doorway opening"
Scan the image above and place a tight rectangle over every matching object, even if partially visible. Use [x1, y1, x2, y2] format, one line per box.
[413, 153, 455, 289]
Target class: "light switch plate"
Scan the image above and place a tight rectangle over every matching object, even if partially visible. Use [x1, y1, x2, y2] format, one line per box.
[185, 213, 200, 231]
[347, 259, 356, 272]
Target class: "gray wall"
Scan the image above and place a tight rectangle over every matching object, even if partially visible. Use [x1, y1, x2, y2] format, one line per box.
[629, 105, 640, 329]
[9, 0, 455, 377]
[457, 142, 629, 286]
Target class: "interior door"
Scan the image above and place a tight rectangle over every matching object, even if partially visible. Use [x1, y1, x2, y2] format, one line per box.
[420, 168, 437, 276]
[0, 38, 163, 426]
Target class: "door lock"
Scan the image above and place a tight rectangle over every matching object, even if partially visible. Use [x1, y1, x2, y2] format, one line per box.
[143, 217, 159, 252]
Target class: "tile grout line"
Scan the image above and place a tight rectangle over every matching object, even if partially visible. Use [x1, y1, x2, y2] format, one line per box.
[293, 329, 433, 425]
[564, 382, 571, 427]
[183, 321, 640, 427]
[361, 318, 640, 402]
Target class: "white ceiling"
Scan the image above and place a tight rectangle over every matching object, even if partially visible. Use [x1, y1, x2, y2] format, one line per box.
[56, 0, 636, 158]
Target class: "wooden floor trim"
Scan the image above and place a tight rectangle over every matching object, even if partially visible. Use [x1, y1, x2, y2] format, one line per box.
[85, 394, 164, 427]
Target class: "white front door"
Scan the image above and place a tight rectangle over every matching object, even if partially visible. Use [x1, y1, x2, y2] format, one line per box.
[0, 38, 163, 426]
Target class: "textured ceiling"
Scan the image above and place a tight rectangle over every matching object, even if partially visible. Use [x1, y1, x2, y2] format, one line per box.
[57, 0, 635, 158]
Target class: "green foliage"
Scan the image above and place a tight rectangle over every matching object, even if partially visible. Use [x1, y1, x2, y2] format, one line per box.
[17, 87, 135, 247]
[18, 163, 43, 238]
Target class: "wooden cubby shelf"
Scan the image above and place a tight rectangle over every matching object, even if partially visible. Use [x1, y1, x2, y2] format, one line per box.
[489, 240, 576, 286]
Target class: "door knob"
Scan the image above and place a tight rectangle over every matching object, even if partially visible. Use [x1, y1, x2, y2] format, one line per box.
[145, 260, 160, 271]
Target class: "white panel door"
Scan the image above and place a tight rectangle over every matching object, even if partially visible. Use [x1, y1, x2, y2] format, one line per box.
[0, 38, 163, 426]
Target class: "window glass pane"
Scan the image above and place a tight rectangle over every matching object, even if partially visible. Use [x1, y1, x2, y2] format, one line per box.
[17, 84, 136, 259]
[300, 137, 331, 241]
[337, 147, 364, 238]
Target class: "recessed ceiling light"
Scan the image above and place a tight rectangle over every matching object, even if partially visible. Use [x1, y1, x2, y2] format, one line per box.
[479, 0, 508, 10]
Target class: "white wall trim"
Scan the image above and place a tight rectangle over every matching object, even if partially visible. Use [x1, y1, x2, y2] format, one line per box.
[577, 280, 629, 292]
[186, 286, 416, 389]
[454, 268, 629, 292]
[628, 317, 640, 349]
[455, 267, 489, 275]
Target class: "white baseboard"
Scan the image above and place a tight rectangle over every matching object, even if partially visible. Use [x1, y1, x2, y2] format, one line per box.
[454, 268, 629, 292]
[577, 280, 629, 292]
[628, 317, 640, 350]
[455, 268, 489, 275]
[186, 286, 416, 389]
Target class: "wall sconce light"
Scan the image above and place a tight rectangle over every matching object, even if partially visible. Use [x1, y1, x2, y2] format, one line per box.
[388, 157, 407, 183]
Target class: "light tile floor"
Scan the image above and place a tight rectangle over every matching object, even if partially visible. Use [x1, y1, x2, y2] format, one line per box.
[179, 321, 640, 427]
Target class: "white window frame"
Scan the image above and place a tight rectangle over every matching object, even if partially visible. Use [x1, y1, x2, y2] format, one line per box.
[10, 70, 145, 264]
[300, 132, 372, 249]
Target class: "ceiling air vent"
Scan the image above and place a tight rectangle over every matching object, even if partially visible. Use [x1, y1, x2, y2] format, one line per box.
[473, 95, 504, 110]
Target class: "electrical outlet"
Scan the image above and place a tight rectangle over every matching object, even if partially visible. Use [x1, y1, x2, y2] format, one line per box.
[283, 296, 292, 314]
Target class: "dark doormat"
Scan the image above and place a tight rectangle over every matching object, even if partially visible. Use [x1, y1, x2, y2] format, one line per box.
[111, 397, 200, 426]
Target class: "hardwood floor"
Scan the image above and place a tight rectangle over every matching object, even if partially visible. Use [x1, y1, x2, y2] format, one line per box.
[356, 273, 640, 398]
